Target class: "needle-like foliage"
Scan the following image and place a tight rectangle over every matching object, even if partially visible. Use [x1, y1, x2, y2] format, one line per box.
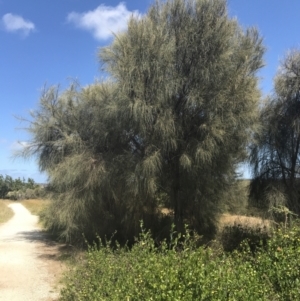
[100, 0, 264, 235]
[21, 81, 166, 243]
[250, 49, 300, 215]
[19, 0, 264, 243]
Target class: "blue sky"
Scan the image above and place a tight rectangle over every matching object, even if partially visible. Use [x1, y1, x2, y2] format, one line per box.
[0, 0, 299, 183]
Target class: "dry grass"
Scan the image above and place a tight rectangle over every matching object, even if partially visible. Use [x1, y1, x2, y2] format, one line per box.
[21, 199, 50, 216]
[218, 213, 272, 231]
[159, 206, 272, 232]
[216, 213, 273, 252]
[0, 199, 14, 224]
[160, 207, 173, 215]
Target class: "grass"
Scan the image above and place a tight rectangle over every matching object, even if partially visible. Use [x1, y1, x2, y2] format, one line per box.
[218, 213, 271, 231]
[21, 198, 50, 216]
[0, 199, 14, 224]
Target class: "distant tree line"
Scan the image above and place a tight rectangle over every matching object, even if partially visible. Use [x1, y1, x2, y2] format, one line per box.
[0, 175, 44, 200]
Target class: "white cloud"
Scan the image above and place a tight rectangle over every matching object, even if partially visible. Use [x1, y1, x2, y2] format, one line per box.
[2, 13, 35, 36]
[67, 2, 140, 40]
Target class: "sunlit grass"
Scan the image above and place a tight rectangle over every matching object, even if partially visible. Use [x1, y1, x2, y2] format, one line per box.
[218, 213, 271, 230]
[0, 199, 14, 224]
[21, 198, 50, 216]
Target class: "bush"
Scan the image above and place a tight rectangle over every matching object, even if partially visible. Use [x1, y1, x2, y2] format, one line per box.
[253, 224, 300, 300]
[24, 188, 36, 199]
[34, 186, 47, 198]
[60, 223, 300, 301]
[5, 187, 45, 200]
[6, 190, 21, 200]
[219, 222, 270, 252]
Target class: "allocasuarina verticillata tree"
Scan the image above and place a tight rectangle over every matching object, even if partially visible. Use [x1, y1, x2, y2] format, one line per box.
[250, 49, 300, 215]
[19, 0, 264, 243]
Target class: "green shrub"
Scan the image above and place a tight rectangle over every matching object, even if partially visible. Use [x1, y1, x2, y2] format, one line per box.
[253, 225, 300, 300]
[6, 190, 21, 200]
[219, 222, 270, 252]
[60, 223, 300, 300]
[5, 187, 45, 200]
[34, 186, 47, 198]
[24, 188, 36, 199]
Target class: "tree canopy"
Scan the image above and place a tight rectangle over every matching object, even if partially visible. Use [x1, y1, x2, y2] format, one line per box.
[0, 175, 38, 199]
[20, 0, 264, 243]
[250, 49, 300, 214]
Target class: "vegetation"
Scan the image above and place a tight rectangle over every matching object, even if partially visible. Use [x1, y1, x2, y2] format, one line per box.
[60, 223, 300, 301]
[21, 199, 50, 216]
[56, 42, 300, 301]
[0, 174, 44, 200]
[250, 49, 300, 215]
[0, 200, 14, 223]
[19, 0, 264, 243]
[10, 1, 300, 299]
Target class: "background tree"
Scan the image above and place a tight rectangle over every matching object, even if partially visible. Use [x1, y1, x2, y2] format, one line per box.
[250, 49, 300, 215]
[20, 0, 264, 243]
[0, 175, 39, 199]
[0, 175, 10, 199]
[26, 178, 36, 189]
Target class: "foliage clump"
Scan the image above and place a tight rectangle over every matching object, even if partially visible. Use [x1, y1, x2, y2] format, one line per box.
[219, 222, 270, 252]
[0, 174, 42, 200]
[250, 49, 300, 216]
[60, 223, 300, 301]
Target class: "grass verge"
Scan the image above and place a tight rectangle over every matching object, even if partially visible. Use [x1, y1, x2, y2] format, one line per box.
[0, 199, 14, 224]
[21, 198, 50, 216]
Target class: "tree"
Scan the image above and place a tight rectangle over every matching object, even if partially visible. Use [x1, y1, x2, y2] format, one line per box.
[250, 49, 300, 215]
[20, 0, 264, 242]
[0, 175, 10, 199]
[19, 83, 145, 242]
[26, 177, 36, 189]
[100, 0, 264, 233]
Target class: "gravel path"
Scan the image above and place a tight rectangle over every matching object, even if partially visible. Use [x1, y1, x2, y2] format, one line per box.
[0, 203, 63, 301]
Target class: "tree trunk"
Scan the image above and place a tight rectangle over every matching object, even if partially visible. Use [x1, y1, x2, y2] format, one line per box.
[172, 161, 184, 234]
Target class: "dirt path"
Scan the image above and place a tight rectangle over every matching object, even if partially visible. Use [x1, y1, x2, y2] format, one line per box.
[0, 203, 64, 301]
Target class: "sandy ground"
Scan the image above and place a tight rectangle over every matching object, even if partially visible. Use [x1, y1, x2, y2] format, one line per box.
[0, 203, 64, 301]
